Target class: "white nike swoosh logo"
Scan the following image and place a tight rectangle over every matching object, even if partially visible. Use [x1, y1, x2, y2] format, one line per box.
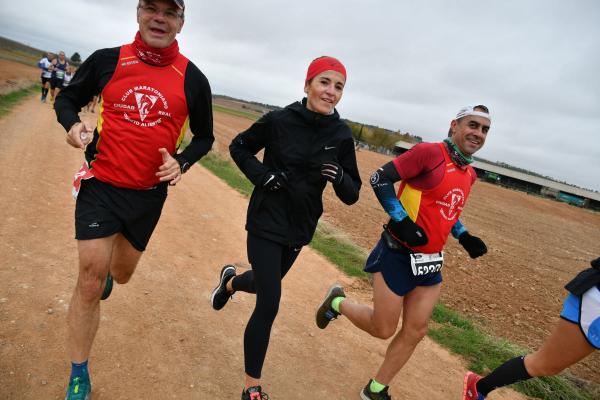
[325, 146, 336, 150]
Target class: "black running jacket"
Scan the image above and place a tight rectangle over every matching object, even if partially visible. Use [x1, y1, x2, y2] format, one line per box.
[230, 99, 361, 247]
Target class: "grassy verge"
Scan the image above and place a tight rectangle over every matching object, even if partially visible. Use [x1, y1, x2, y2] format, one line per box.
[430, 304, 596, 399]
[198, 151, 597, 400]
[0, 84, 39, 118]
[212, 103, 260, 121]
[311, 224, 368, 278]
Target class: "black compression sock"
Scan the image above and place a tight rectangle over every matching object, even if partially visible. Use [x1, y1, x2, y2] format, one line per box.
[477, 356, 532, 396]
[231, 270, 256, 293]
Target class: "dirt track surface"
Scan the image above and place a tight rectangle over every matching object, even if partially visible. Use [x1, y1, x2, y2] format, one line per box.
[0, 100, 532, 398]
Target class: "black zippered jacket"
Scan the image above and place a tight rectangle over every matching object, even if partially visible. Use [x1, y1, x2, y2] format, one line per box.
[230, 99, 361, 247]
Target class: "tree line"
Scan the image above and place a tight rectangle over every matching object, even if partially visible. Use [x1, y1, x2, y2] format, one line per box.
[345, 120, 422, 150]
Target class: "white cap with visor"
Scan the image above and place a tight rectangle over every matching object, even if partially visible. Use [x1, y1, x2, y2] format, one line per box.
[455, 105, 491, 123]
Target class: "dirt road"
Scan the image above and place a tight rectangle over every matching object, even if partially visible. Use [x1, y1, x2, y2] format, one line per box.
[0, 96, 531, 399]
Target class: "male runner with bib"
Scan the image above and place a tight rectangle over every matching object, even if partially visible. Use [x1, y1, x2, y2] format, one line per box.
[50, 51, 69, 101]
[316, 105, 491, 400]
[54, 1, 213, 398]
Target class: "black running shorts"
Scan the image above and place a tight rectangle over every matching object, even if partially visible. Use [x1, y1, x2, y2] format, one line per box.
[41, 76, 51, 85]
[51, 77, 63, 89]
[75, 178, 168, 251]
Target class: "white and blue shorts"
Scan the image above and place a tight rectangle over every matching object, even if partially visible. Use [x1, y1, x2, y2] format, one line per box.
[560, 285, 600, 349]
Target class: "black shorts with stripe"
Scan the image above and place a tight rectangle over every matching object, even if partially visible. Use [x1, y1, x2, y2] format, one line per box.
[75, 178, 168, 251]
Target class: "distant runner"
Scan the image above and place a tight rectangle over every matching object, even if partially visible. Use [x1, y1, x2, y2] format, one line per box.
[316, 105, 491, 400]
[50, 51, 69, 101]
[62, 66, 75, 88]
[37, 52, 53, 102]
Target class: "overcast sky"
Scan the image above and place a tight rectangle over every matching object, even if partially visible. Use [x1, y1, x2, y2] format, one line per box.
[2, 0, 599, 191]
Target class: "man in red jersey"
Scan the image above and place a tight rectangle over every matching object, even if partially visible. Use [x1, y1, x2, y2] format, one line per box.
[55, 1, 213, 398]
[316, 105, 490, 400]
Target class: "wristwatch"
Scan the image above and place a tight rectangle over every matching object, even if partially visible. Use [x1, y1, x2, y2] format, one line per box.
[176, 156, 191, 174]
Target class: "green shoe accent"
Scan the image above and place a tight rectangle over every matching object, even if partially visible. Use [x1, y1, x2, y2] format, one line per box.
[101, 273, 113, 300]
[315, 284, 345, 329]
[370, 378, 387, 393]
[331, 296, 345, 313]
[65, 376, 91, 400]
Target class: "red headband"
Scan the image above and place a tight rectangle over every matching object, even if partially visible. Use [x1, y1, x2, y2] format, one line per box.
[305, 56, 347, 83]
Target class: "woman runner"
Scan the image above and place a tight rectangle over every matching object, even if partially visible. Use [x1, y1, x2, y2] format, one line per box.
[210, 56, 362, 399]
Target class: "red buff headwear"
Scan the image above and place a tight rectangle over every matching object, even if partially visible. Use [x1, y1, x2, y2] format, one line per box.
[305, 56, 347, 83]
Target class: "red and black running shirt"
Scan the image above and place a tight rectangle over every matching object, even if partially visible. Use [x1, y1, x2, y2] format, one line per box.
[393, 142, 476, 253]
[55, 45, 213, 189]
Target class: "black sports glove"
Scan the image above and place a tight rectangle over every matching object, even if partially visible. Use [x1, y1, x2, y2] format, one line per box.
[321, 162, 344, 185]
[262, 171, 288, 191]
[458, 231, 487, 259]
[591, 257, 600, 270]
[385, 217, 428, 247]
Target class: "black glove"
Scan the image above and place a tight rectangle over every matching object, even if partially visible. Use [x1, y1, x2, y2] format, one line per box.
[591, 257, 600, 270]
[262, 171, 288, 191]
[385, 217, 428, 247]
[458, 231, 487, 259]
[321, 162, 344, 185]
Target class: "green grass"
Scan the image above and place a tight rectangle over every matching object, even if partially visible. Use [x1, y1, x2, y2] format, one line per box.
[0, 84, 39, 118]
[199, 152, 254, 196]
[197, 150, 598, 400]
[212, 103, 260, 121]
[430, 304, 597, 400]
[311, 224, 368, 278]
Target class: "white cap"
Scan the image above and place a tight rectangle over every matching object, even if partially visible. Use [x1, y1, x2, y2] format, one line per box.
[455, 105, 491, 123]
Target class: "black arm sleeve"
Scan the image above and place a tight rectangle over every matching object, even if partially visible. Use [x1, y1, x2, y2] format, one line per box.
[374, 161, 401, 185]
[229, 113, 272, 186]
[332, 136, 362, 205]
[370, 161, 408, 221]
[55, 48, 119, 132]
[176, 62, 214, 167]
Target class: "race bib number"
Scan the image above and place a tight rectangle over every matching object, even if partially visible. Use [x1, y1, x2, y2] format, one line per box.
[410, 252, 444, 276]
[72, 162, 94, 199]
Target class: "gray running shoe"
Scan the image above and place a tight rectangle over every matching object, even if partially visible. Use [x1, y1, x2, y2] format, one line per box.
[315, 284, 345, 329]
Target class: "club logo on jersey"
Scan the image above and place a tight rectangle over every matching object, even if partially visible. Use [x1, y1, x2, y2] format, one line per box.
[134, 92, 158, 122]
[436, 188, 465, 221]
[115, 85, 171, 127]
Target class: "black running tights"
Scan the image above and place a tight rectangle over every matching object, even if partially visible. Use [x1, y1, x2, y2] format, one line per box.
[230, 233, 301, 379]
